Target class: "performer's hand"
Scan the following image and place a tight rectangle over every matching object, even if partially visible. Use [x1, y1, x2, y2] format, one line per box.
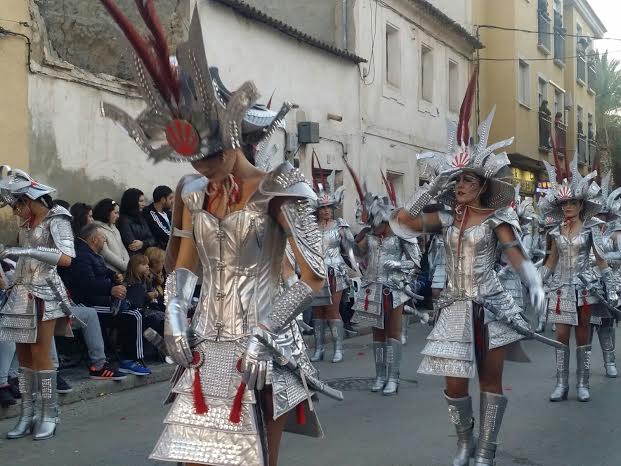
[0, 247, 27, 261]
[241, 335, 270, 391]
[164, 296, 193, 368]
[529, 283, 546, 320]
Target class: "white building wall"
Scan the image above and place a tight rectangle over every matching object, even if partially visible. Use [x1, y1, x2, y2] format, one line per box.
[27, 0, 362, 225]
[354, 0, 474, 194]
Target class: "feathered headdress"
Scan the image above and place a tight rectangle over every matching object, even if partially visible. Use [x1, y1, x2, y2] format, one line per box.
[98, 1, 291, 164]
[596, 172, 621, 218]
[416, 67, 516, 209]
[0, 166, 56, 208]
[539, 154, 600, 221]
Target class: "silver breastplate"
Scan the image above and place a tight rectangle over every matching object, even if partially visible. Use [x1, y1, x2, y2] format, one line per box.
[190, 198, 286, 341]
[320, 223, 344, 270]
[364, 234, 403, 284]
[15, 220, 62, 300]
[444, 221, 500, 299]
[553, 229, 594, 285]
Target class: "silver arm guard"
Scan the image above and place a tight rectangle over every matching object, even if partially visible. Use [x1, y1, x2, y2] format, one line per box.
[0, 246, 62, 266]
[600, 267, 619, 303]
[49, 217, 76, 258]
[389, 186, 434, 239]
[164, 268, 199, 368]
[260, 280, 314, 333]
[280, 199, 326, 278]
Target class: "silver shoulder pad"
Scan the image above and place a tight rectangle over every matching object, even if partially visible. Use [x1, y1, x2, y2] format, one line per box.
[488, 207, 521, 232]
[180, 174, 208, 212]
[280, 199, 326, 279]
[260, 162, 317, 200]
[337, 218, 350, 228]
[49, 216, 76, 258]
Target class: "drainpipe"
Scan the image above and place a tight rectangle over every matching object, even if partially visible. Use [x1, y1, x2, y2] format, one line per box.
[341, 0, 348, 50]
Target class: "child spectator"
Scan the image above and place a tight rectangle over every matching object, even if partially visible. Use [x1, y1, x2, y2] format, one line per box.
[125, 255, 164, 337]
[144, 247, 166, 311]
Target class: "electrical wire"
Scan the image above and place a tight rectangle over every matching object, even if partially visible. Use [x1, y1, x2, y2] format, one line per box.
[476, 24, 617, 41]
[360, 0, 379, 86]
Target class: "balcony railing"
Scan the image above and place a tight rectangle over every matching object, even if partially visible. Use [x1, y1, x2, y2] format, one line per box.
[539, 112, 552, 150]
[554, 30, 565, 63]
[577, 136, 587, 163]
[588, 64, 596, 92]
[538, 13, 551, 52]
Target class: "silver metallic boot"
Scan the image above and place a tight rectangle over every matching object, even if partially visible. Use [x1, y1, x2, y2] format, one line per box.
[549, 346, 569, 402]
[382, 338, 402, 396]
[473, 392, 508, 466]
[445, 392, 476, 466]
[328, 319, 344, 363]
[597, 324, 618, 378]
[576, 345, 592, 402]
[6, 368, 36, 439]
[310, 319, 326, 362]
[33, 370, 59, 440]
[401, 314, 409, 345]
[370, 341, 387, 392]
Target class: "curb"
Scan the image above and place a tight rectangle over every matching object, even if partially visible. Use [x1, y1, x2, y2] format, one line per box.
[0, 325, 376, 420]
[0, 363, 176, 420]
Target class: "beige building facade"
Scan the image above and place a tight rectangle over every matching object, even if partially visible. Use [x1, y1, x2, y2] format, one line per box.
[473, 0, 605, 197]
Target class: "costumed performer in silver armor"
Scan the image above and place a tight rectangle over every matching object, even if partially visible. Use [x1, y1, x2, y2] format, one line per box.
[98, 3, 329, 465]
[390, 70, 546, 466]
[539, 156, 617, 402]
[0, 167, 75, 440]
[349, 177, 421, 396]
[593, 173, 621, 378]
[308, 163, 359, 363]
[533, 202, 558, 333]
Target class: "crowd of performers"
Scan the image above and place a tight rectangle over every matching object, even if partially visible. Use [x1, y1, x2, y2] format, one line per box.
[0, 3, 619, 466]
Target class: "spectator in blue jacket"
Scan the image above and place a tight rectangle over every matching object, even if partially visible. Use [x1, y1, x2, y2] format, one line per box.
[65, 224, 151, 376]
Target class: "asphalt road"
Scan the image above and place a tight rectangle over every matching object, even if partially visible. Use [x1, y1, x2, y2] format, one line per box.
[0, 324, 619, 466]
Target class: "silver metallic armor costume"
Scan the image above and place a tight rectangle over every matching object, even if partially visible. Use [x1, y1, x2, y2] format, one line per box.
[308, 179, 358, 363]
[593, 173, 621, 378]
[352, 191, 421, 396]
[390, 82, 545, 465]
[98, 4, 328, 464]
[0, 167, 75, 441]
[538, 157, 615, 402]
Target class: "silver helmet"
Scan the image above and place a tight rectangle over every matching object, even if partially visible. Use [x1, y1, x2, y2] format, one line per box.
[0, 166, 56, 208]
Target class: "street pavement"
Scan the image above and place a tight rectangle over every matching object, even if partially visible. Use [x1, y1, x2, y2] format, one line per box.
[0, 323, 619, 466]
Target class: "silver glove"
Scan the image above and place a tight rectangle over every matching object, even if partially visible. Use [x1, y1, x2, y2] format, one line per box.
[164, 268, 198, 368]
[0, 246, 61, 266]
[241, 333, 272, 391]
[517, 261, 546, 319]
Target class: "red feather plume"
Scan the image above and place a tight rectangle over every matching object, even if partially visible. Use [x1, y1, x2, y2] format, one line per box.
[100, 0, 177, 113]
[135, 0, 180, 103]
[342, 155, 365, 205]
[312, 150, 328, 191]
[310, 151, 319, 191]
[381, 170, 397, 207]
[457, 66, 479, 146]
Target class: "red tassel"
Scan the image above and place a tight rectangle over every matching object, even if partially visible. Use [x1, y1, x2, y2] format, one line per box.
[364, 289, 370, 311]
[191, 352, 208, 415]
[296, 402, 306, 425]
[229, 382, 246, 424]
[555, 291, 561, 315]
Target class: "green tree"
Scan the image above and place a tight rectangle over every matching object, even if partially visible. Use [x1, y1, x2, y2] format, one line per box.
[594, 51, 621, 177]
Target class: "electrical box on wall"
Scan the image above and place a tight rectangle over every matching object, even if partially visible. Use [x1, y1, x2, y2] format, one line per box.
[297, 121, 320, 144]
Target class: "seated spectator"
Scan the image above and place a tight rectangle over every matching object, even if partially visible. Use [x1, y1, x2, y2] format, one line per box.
[144, 247, 166, 311]
[118, 188, 156, 256]
[93, 198, 129, 273]
[125, 255, 164, 336]
[64, 224, 151, 376]
[0, 272, 17, 406]
[70, 202, 94, 237]
[143, 185, 173, 250]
